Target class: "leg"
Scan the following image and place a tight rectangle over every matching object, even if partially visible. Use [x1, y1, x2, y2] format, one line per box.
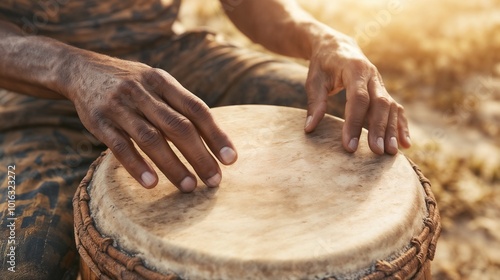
[0, 90, 105, 279]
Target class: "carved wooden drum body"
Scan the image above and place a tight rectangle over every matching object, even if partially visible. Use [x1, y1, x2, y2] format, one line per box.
[74, 105, 440, 280]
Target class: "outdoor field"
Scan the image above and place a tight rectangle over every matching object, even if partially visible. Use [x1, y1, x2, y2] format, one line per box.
[179, 0, 500, 279]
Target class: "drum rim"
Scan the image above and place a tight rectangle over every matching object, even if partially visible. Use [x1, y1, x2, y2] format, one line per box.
[73, 150, 441, 280]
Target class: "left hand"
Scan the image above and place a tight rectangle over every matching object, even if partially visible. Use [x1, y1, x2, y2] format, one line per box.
[304, 30, 411, 155]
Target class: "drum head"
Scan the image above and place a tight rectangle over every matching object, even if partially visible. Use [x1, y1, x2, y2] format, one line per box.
[89, 105, 427, 279]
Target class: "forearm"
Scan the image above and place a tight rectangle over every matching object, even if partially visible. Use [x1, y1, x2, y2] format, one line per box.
[0, 20, 79, 99]
[223, 0, 335, 60]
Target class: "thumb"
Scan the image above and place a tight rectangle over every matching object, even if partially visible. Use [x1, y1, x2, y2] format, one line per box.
[304, 66, 345, 133]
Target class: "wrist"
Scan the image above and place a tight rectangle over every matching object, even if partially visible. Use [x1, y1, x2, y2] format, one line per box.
[52, 45, 91, 101]
[305, 21, 358, 59]
[54, 44, 113, 102]
[14, 35, 84, 100]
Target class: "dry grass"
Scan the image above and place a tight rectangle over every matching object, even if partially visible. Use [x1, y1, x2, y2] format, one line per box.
[179, 0, 500, 278]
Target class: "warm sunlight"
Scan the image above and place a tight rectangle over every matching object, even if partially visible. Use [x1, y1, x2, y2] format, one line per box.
[180, 0, 500, 278]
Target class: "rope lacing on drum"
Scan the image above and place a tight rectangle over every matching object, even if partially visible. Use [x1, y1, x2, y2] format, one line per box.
[75, 151, 181, 280]
[79, 192, 90, 202]
[375, 260, 396, 274]
[83, 216, 93, 231]
[423, 217, 435, 233]
[100, 237, 114, 252]
[126, 257, 143, 271]
[425, 197, 436, 207]
[75, 151, 441, 280]
[360, 158, 441, 280]
[410, 237, 422, 253]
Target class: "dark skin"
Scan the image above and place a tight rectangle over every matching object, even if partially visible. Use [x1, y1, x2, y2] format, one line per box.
[0, 0, 411, 192]
[0, 20, 236, 192]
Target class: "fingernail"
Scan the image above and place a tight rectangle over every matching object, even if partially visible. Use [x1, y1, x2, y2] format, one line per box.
[305, 115, 313, 129]
[377, 137, 384, 153]
[406, 135, 412, 146]
[348, 138, 358, 151]
[180, 176, 196, 192]
[206, 173, 221, 188]
[220, 146, 237, 164]
[389, 137, 398, 151]
[141, 171, 156, 188]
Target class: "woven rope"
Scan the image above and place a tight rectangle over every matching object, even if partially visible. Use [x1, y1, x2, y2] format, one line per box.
[73, 152, 441, 280]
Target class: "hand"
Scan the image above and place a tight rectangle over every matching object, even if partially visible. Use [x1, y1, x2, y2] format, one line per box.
[60, 55, 237, 192]
[304, 30, 411, 155]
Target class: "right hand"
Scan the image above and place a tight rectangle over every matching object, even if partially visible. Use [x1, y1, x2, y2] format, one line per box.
[60, 55, 238, 192]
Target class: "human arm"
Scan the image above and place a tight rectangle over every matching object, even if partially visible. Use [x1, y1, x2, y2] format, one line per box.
[222, 0, 411, 154]
[0, 19, 237, 191]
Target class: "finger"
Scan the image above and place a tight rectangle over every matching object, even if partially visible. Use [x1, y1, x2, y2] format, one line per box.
[178, 94, 238, 165]
[143, 98, 223, 188]
[342, 77, 370, 153]
[104, 78, 198, 191]
[146, 69, 238, 166]
[96, 124, 159, 189]
[366, 78, 391, 155]
[397, 105, 412, 148]
[120, 113, 199, 192]
[384, 103, 399, 155]
[304, 67, 329, 133]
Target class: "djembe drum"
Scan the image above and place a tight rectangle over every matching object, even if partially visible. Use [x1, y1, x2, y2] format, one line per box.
[74, 105, 440, 280]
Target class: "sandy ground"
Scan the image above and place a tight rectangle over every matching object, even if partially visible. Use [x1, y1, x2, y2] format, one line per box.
[179, 0, 500, 278]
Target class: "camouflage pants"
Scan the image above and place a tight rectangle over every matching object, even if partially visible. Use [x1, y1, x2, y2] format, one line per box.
[0, 31, 345, 280]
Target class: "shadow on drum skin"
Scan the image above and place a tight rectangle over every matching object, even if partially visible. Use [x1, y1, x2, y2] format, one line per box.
[298, 115, 410, 263]
[299, 109, 394, 195]
[140, 185, 219, 233]
[90, 158, 219, 237]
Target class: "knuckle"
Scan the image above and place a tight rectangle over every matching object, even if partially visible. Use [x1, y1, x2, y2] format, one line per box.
[164, 115, 195, 136]
[116, 79, 150, 103]
[350, 59, 378, 77]
[87, 107, 119, 128]
[96, 119, 114, 132]
[184, 96, 210, 117]
[137, 127, 162, 148]
[88, 107, 105, 121]
[102, 87, 122, 104]
[350, 58, 370, 70]
[143, 68, 164, 89]
[352, 92, 370, 107]
[375, 96, 392, 109]
[110, 138, 129, 155]
[117, 79, 139, 93]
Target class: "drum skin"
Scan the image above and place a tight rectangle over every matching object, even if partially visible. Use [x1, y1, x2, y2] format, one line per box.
[74, 105, 440, 280]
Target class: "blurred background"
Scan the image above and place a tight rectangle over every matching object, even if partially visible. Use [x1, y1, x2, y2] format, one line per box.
[178, 0, 500, 278]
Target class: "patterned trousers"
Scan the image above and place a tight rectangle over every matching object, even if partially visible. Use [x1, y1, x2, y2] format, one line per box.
[0, 31, 345, 279]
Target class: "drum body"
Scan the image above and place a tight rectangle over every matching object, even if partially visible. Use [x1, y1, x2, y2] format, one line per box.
[74, 105, 440, 280]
